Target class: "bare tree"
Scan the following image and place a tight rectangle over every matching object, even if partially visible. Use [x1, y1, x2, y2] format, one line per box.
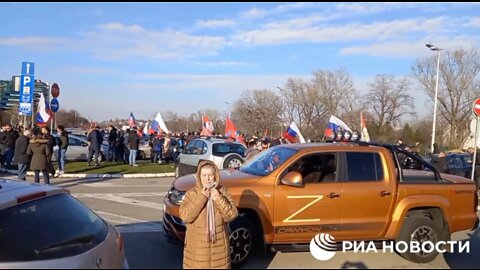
[279, 68, 359, 139]
[412, 48, 480, 148]
[56, 109, 89, 128]
[364, 75, 415, 141]
[232, 89, 283, 136]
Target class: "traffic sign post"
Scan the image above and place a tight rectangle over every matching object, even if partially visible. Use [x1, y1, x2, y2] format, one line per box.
[471, 98, 480, 181]
[50, 84, 60, 131]
[19, 62, 35, 129]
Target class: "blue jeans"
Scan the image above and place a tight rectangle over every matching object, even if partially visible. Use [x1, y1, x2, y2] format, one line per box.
[129, 149, 138, 165]
[108, 142, 116, 161]
[58, 149, 67, 171]
[4, 148, 13, 167]
[17, 163, 28, 180]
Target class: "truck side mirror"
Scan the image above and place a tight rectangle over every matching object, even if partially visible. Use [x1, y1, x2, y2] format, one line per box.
[281, 171, 304, 187]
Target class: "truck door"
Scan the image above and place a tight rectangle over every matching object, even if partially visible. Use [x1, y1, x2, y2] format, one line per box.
[273, 152, 343, 243]
[340, 151, 395, 239]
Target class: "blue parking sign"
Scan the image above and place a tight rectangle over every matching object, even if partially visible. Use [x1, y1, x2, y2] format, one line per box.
[19, 62, 35, 116]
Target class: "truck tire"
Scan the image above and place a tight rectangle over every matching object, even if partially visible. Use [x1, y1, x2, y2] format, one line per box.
[223, 154, 243, 169]
[395, 215, 442, 263]
[229, 215, 254, 268]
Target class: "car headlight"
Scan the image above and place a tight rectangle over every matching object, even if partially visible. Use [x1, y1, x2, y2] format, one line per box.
[167, 187, 186, 206]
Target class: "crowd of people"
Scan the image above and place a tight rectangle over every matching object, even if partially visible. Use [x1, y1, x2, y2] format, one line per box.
[0, 124, 66, 184]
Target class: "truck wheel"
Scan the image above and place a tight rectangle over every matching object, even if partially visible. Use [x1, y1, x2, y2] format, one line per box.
[229, 216, 254, 268]
[223, 155, 243, 169]
[396, 215, 442, 263]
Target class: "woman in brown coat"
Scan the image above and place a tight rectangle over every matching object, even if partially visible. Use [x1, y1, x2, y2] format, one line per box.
[27, 135, 51, 184]
[179, 160, 238, 269]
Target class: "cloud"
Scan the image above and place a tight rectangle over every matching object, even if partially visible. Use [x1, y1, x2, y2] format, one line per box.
[0, 22, 227, 60]
[195, 19, 236, 28]
[240, 3, 318, 20]
[134, 73, 310, 91]
[0, 36, 70, 50]
[340, 35, 480, 58]
[188, 61, 249, 67]
[233, 17, 446, 46]
[240, 8, 268, 19]
[471, 17, 480, 28]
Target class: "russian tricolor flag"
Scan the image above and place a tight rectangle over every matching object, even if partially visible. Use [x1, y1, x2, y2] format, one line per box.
[149, 112, 170, 134]
[35, 93, 52, 126]
[128, 112, 136, 128]
[283, 122, 306, 143]
[324, 115, 351, 138]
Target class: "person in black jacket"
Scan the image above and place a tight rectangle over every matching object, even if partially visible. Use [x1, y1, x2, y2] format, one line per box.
[87, 126, 103, 166]
[0, 123, 19, 169]
[56, 125, 69, 175]
[128, 127, 140, 167]
[108, 125, 118, 161]
[13, 129, 31, 180]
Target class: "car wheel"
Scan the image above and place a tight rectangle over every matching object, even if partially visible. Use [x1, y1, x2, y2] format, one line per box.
[223, 155, 243, 169]
[229, 216, 254, 268]
[395, 215, 442, 263]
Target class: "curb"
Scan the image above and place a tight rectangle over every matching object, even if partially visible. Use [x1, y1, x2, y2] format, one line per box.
[5, 169, 175, 179]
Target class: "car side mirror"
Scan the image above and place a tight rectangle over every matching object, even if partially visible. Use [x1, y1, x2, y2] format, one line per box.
[281, 171, 304, 187]
[82, 143, 88, 147]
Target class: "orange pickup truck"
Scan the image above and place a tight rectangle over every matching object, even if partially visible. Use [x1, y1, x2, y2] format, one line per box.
[163, 142, 479, 266]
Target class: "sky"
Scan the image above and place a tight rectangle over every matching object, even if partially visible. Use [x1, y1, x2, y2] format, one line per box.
[1, 2, 480, 122]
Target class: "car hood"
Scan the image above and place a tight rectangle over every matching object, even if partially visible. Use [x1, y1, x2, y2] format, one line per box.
[173, 169, 261, 192]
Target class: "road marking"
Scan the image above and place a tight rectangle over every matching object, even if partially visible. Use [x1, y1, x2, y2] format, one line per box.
[96, 211, 163, 233]
[82, 182, 173, 188]
[74, 193, 166, 210]
[74, 192, 166, 198]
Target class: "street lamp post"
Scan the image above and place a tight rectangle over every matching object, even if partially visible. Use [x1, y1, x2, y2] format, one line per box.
[225, 101, 231, 118]
[426, 42, 442, 153]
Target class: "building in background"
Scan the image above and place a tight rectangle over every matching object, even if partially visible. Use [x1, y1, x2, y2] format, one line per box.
[0, 76, 50, 111]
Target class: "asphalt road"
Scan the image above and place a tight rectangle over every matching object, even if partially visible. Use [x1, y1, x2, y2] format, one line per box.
[19, 176, 480, 269]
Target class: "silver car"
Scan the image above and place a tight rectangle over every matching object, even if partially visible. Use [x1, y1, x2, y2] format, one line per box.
[175, 138, 246, 178]
[52, 134, 108, 163]
[0, 179, 128, 268]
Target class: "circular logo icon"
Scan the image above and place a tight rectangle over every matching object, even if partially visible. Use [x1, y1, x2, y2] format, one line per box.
[309, 233, 337, 261]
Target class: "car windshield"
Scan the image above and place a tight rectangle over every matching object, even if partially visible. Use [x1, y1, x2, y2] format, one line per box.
[239, 146, 297, 176]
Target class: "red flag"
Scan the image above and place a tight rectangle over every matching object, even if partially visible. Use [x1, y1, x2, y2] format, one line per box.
[225, 117, 237, 139]
[200, 116, 214, 136]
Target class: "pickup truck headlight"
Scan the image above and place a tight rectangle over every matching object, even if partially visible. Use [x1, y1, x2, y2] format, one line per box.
[167, 187, 186, 206]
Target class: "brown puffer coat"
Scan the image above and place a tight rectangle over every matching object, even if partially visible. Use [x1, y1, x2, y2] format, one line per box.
[179, 161, 238, 269]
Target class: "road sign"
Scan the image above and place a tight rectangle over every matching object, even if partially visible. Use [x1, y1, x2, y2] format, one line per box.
[474, 98, 480, 117]
[51, 83, 60, 98]
[18, 62, 35, 116]
[50, 98, 59, 113]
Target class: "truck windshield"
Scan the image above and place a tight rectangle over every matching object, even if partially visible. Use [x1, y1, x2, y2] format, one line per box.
[240, 146, 297, 176]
